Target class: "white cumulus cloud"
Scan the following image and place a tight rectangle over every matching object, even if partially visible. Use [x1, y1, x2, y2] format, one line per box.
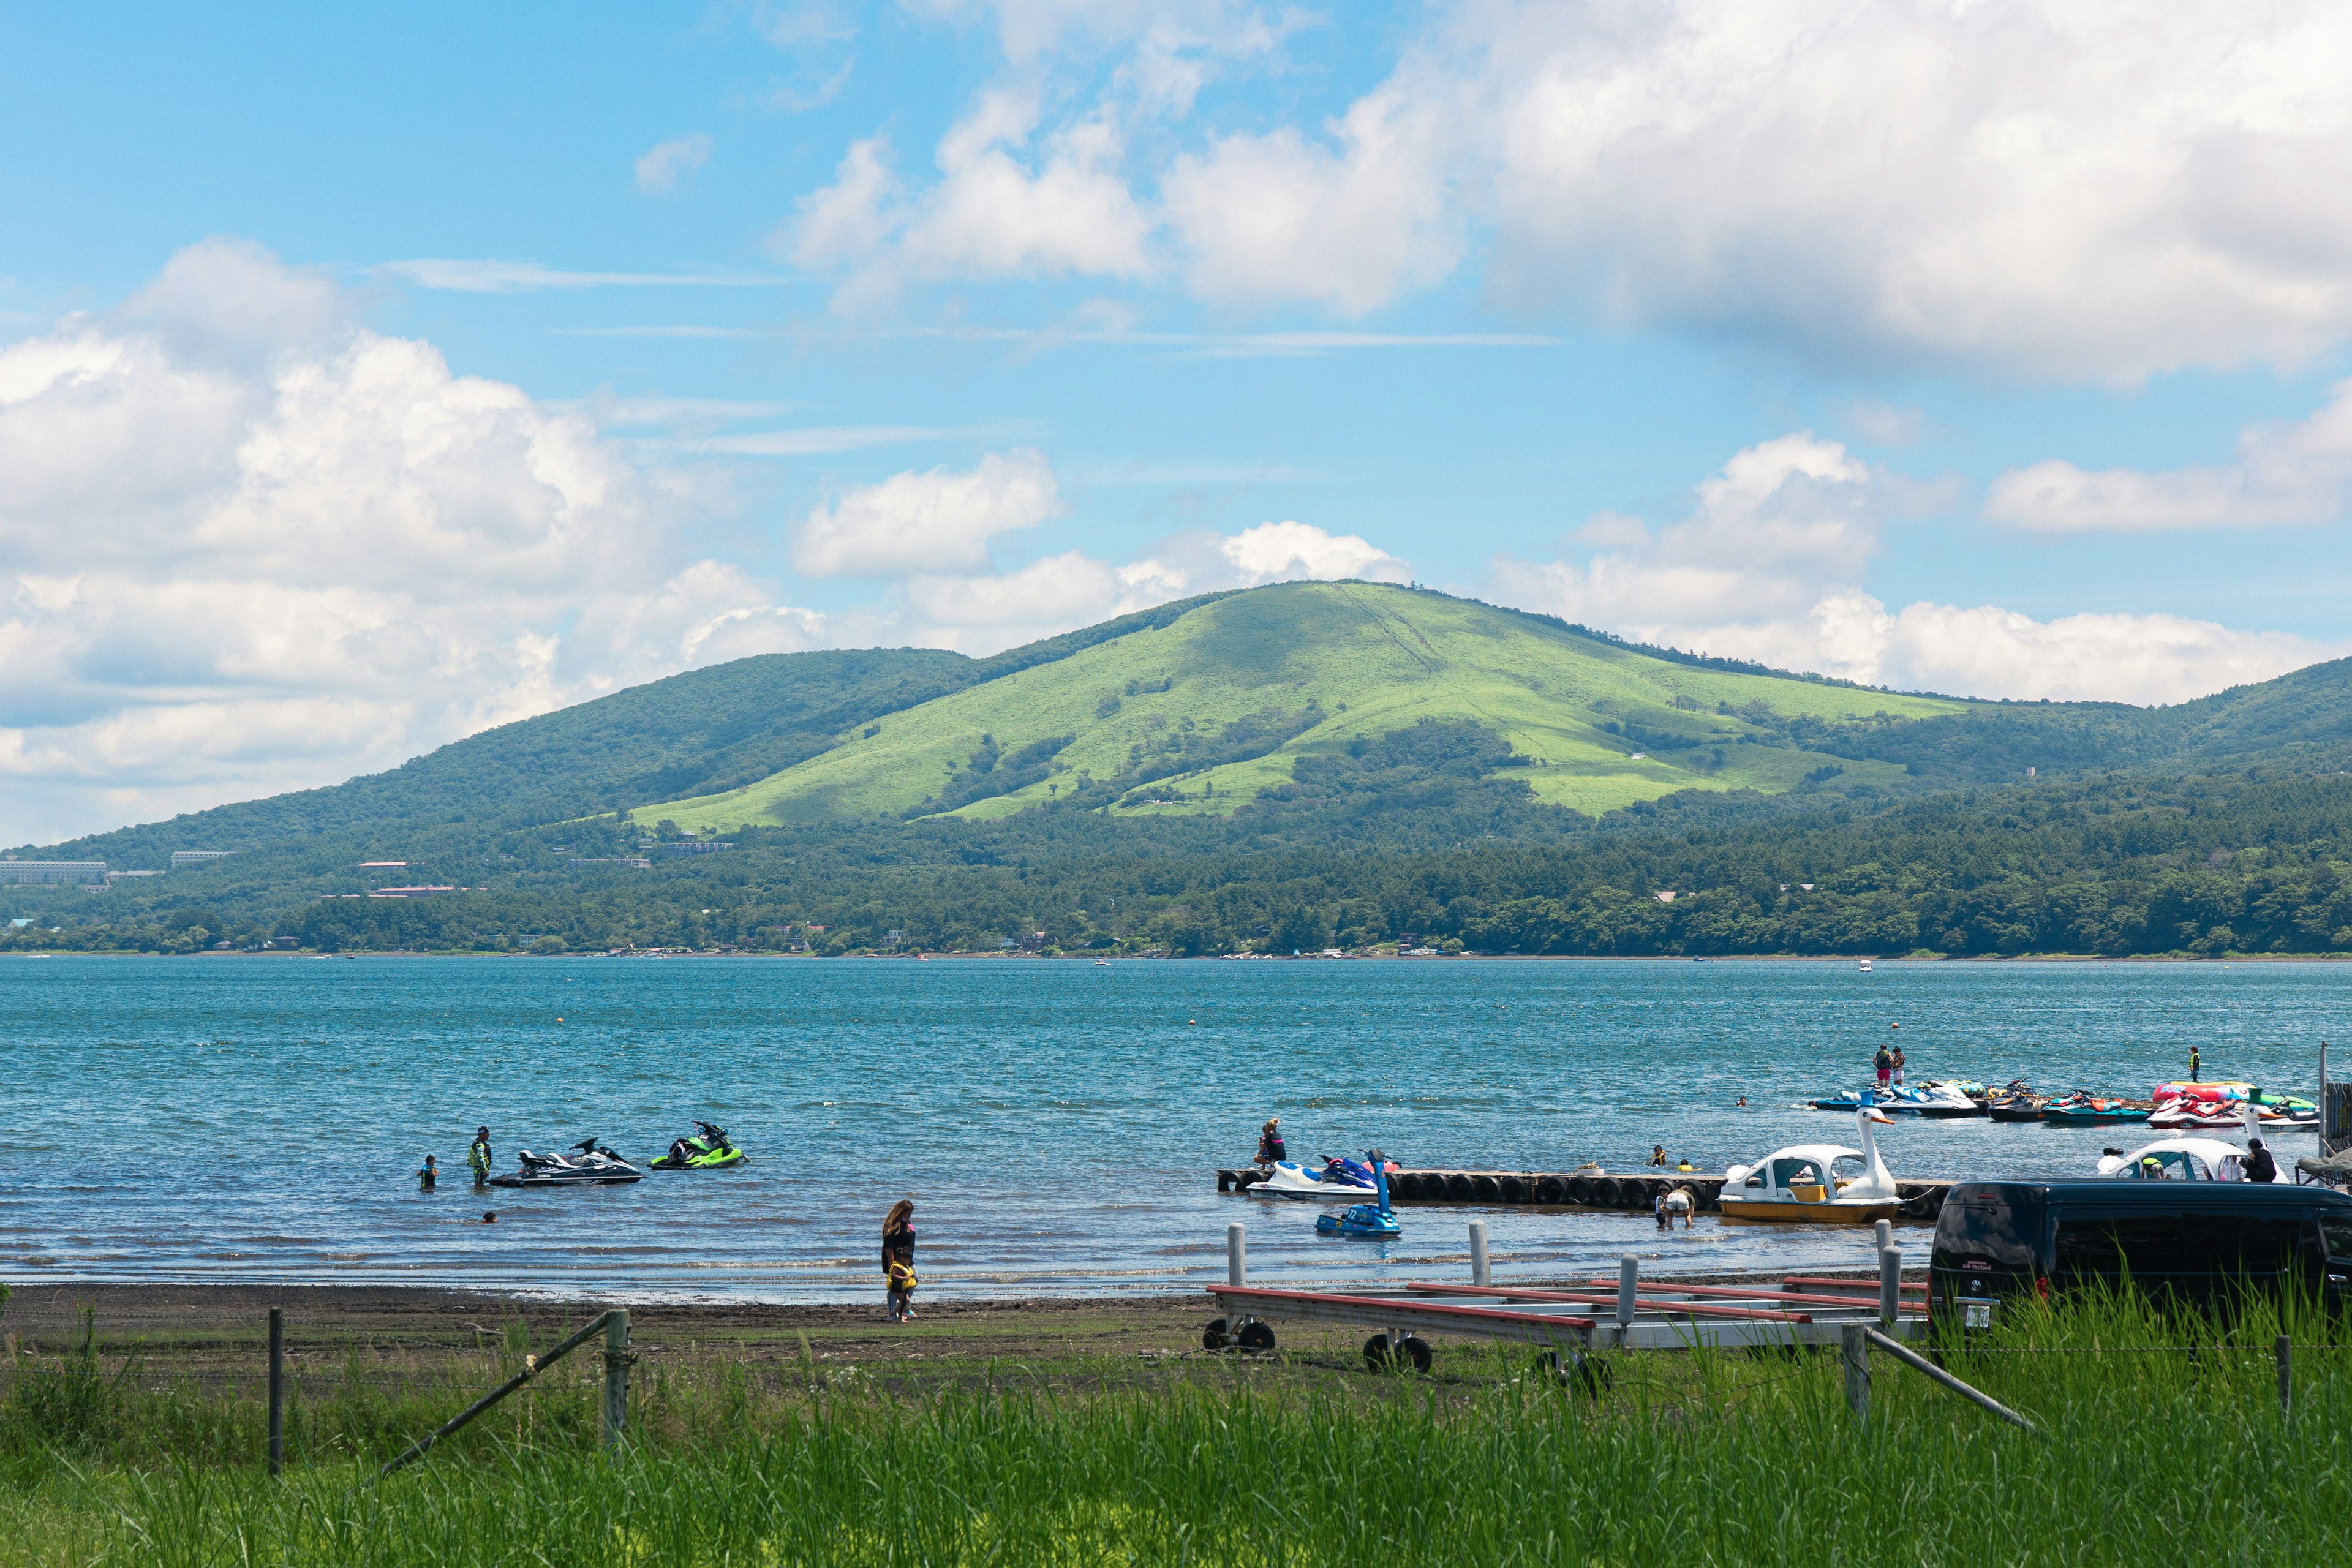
[793, 448, 1064, 577]
[809, 0, 2352, 379]
[633, 134, 714, 195]
[0, 242, 835, 846]
[1988, 378, 2352, 530]
[1487, 431, 2343, 704]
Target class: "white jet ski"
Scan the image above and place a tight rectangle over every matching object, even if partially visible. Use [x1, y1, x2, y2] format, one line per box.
[1248, 1159, 1381, 1200]
[489, 1137, 646, 1188]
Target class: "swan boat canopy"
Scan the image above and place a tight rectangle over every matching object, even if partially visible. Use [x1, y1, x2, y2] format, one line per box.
[2094, 1137, 2252, 1181]
[1720, 1108, 1903, 1224]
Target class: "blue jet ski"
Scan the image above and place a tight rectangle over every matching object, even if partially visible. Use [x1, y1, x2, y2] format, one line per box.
[1809, 1088, 1889, 1112]
[1316, 1148, 1401, 1238]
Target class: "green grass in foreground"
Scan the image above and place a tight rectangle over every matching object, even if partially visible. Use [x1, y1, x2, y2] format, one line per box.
[6, 1291, 2352, 1566]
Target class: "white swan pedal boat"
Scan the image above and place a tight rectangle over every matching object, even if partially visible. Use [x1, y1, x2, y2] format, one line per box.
[1720, 1108, 1903, 1224]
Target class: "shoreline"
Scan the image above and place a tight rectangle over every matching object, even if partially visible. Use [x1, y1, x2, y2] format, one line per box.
[9, 949, 2350, 963]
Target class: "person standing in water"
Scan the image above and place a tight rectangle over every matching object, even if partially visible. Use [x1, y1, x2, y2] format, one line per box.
[468, 1127, 493, 1187]
[883, 1199, 918, 1321]
[2188, 1044, 2203, 1081]
[417, 1155, 437, 1189]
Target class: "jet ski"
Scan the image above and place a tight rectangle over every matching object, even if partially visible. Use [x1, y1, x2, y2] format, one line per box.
[1986, 1081, 2046, 1122]
[1315, 1150, 1401, 1238]
[1250, 1156, 1380, 1200]
[1808, 1088, 1888, 1112]
[652, 1121, 746, 1170]
[1879, 1082, 1986, 1118]
[2039, 1093, 2147, 1127]
[488, 1137, 646, 1187]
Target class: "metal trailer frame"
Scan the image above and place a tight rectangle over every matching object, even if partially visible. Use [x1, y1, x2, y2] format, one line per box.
[1204, 1273, 1930, 1368]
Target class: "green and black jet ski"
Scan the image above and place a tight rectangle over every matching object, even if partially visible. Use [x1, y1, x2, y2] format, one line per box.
[652, 1121, 746, 1170]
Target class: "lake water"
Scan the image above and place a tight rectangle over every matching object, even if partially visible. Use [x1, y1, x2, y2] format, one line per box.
[2, 955, 2342, 1303]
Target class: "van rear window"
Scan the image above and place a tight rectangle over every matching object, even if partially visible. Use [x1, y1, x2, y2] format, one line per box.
[1940, 1200, 2039, 1268]
[2321, 1213, 2352, 1260]
[2054, 1212, 2305, 1277]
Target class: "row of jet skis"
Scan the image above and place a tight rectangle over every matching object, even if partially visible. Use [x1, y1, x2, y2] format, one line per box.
[1806, 1079, 2319, 1129]
[486, 1122, 744, 1188]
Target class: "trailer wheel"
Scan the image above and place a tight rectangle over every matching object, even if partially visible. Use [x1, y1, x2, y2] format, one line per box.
[1203, 1317, 1230, 1351]
[1399, 1336, 1433, 1374]
[1237, 1320, 1276, 1352]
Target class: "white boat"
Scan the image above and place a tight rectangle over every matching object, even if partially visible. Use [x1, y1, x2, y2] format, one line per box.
[1719, 1109, 1902, 1224]
[2094, 1136, 2251, 1182]
[1248, 1161, 1381, 1201]
[1858, 958, 1874, 973]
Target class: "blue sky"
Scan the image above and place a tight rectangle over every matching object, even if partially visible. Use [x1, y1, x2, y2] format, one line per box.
[6, 1, 2352, 843]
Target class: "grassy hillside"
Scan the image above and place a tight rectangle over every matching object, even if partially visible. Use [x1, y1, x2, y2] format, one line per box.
[641, 583, 1964, 832]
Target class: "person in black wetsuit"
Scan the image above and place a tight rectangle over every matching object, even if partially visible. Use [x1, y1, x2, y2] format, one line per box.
[883, 1199, 917, 1320]
[2245, 1138, 2278, 1184]
[1256, 1118, 1286, 1169]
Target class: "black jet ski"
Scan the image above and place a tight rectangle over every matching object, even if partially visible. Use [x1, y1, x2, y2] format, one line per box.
[652, 1121, 746, 1170]
[488, 1137, 645, 1188]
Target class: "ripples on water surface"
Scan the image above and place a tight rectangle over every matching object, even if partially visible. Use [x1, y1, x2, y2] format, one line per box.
[2, 956, 2342, 1300]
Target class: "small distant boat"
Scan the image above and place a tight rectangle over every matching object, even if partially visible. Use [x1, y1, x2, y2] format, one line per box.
[2040, 1093, 2147, 1126]
[1720, 1109, 1902, 1224]
[1858, 958, 1874, 973]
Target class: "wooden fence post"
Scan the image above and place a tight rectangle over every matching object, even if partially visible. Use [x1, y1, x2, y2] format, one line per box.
[267, 1307, 285, 1477]
[603, 1310, 631, 1450]
[1841, 1323, 1870, 1425]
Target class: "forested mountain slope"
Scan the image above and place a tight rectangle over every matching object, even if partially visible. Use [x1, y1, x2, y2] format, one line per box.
[641, 582, 1962, 831]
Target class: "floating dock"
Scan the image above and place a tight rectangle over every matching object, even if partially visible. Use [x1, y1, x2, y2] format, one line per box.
[1216, 1167, 1954, 1220]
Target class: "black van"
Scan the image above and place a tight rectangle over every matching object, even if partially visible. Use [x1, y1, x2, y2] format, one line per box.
[1930, 1180, 2352, 1324]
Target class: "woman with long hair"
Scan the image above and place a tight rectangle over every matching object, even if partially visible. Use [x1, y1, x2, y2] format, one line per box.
[882, 1199, 916, 1321]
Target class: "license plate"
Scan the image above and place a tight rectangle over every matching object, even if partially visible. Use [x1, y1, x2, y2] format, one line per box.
[1963, 1301, 1993, 1329]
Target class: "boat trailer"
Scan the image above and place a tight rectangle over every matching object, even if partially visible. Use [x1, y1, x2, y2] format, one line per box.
[1203, 1222, 1928, 1376]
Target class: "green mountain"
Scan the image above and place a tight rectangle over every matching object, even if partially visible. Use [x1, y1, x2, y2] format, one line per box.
[9, 581, 2352, 960]
[636, 583, 1964, 832]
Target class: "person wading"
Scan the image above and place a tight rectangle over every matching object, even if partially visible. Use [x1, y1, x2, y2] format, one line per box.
[468, 1127, 493, 1188]
[883, 1199, 918, 1321]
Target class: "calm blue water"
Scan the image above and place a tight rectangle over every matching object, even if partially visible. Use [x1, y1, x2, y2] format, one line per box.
[2, 956, 2342, 1301]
